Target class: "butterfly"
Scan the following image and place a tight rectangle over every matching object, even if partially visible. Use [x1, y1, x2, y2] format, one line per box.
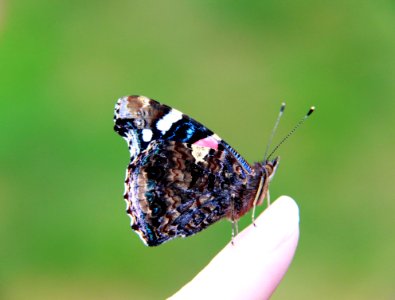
[113, 96, 313, 246]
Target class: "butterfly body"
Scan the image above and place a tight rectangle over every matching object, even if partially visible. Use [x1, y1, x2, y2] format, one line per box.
[114, 96, 278, 246]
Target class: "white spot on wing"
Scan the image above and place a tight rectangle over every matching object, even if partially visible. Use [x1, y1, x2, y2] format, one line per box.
[141, 129, 153, 142]
[191, 144, 211, 164]
[156, 109, 183, 134]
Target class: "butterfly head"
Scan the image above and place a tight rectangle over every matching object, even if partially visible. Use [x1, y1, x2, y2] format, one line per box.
[264, 156, 280, 182]
[248, 157, 280, 211]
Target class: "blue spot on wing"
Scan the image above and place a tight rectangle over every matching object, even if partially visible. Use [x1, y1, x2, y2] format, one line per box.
[185, 126, 196, 140]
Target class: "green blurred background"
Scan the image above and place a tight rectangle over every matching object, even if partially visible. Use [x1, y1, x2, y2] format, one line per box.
[1, 1, 394, 299]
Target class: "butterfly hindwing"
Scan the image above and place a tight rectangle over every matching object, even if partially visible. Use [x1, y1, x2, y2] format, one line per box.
[124, 140, 260, 246]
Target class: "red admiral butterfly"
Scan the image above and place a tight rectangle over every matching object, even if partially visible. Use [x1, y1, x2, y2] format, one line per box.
[114, 95, 314, 246]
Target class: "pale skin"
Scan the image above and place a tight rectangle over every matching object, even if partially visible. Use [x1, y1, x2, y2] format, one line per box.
[169, 196, 300, 300]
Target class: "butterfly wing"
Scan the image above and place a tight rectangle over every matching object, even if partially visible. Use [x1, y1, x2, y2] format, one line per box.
[125, 140, 260, 246]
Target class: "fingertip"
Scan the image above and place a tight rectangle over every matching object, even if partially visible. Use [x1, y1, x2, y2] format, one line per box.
[269, 195, 299, 223]
[169, 196, 300, 300]
[253, 195, 300, 237]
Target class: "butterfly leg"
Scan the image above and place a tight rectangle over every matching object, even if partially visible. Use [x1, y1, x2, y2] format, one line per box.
[267, 190, 271, 207]
[231, 220, 239, 245]
[251, 200, 258, 227]
[251, 176, 264, 226]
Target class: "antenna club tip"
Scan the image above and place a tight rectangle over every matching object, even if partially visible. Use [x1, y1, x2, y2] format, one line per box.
[280, 102, 286, 112]
[307, 106, 315, 116]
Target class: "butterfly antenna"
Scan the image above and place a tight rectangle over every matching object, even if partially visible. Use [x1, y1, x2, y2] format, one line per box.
[266, 106, 315, 160]
[263, 102, 286, 162]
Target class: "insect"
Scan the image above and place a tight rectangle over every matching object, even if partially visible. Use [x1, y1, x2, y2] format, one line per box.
[113, 95, 314, 246]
